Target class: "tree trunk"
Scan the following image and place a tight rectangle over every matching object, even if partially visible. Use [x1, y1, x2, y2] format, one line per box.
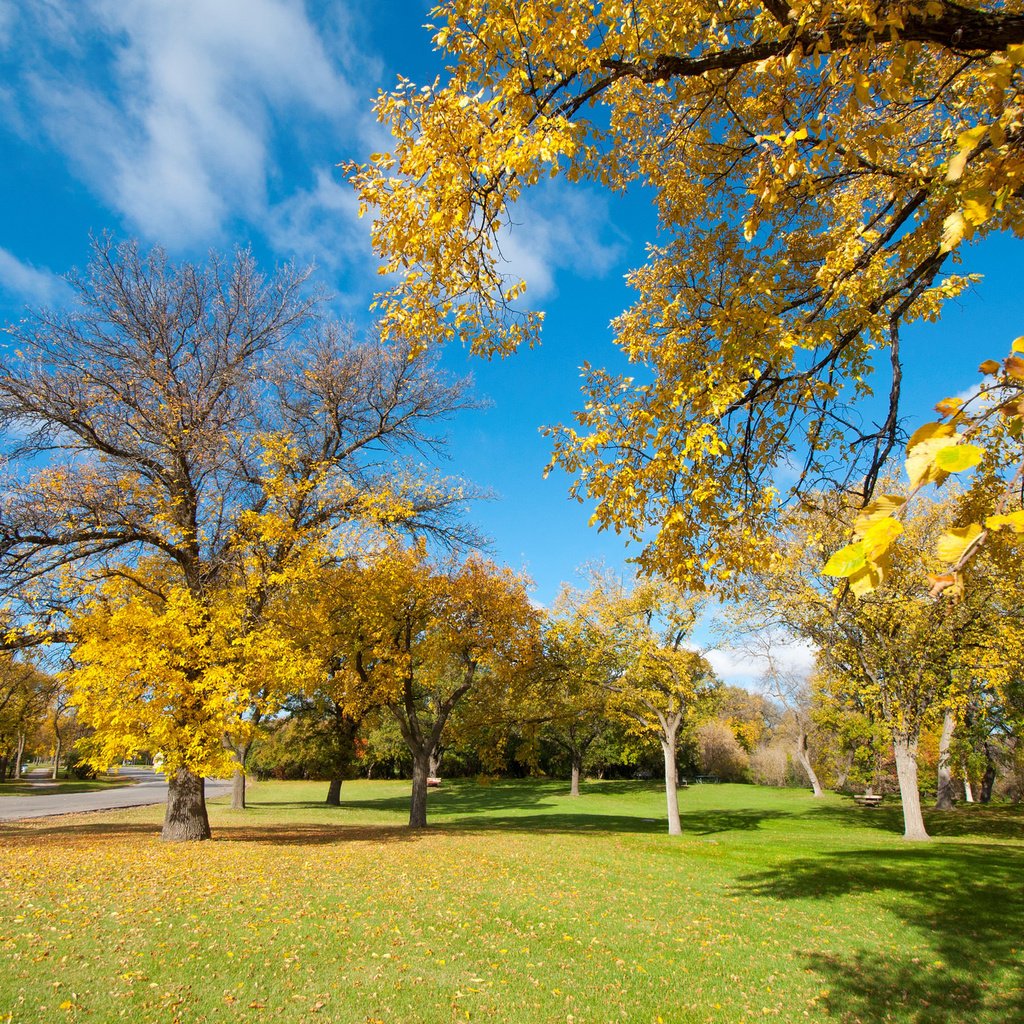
[892, 733, 928, 841]
[661, 735, 682, 836]
[231, 768, 246, 810]
[51, 736, 62, 781]
[835, 750, 854, 792]
[934, 710, 956, 810]
[962, 762, 975, 803]
[13, 733, 26, 780]
[162, 768, 211, 842]
[409, 749, 430, 828]
[428, 749, 443, 778]
[225, 738, 251, 811]
[980, 744, 996, 803]
[325, 776, 343, 806]
[570, 754, 582, 798]
[794, 729, 823, 797]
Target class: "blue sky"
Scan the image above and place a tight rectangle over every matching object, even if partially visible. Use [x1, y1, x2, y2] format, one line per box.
[0, 1, 1020, 684]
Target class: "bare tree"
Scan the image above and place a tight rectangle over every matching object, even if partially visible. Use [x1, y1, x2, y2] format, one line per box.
[0, 239, 478, 840]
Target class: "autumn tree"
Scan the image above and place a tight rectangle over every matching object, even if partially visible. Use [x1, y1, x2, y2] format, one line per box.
[349, 0, 1024, 593]
[285, 563, 395, 805]
[723, 625, 824, 794]
[323, 543, 538, 828]
[747, 492, 1015, 838]
[0, 656, 51, 780]
[560, 573, 718, 835]
[764, 671, 824, 797]
[43, 680, 75, 782]
[246, 696, 363, 802]
[0, 240, 475, 840]
[526, 605, 614, 797]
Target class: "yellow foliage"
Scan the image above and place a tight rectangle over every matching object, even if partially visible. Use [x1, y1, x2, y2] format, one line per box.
[68, 566, 320, 778]
[348, 0, 1024, 595]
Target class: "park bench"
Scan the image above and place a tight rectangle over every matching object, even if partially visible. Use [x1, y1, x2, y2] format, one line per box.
[426, 777, 442, 788]
[853, 793, 883, 807]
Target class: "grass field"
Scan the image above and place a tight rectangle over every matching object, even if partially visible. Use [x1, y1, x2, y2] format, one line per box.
[1, 779, 1021, 1024]
[0, 775, 137, 797]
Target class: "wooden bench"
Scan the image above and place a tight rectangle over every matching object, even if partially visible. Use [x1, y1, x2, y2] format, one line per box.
[853, 793, 883, 807]
[426, 777, 442, 788]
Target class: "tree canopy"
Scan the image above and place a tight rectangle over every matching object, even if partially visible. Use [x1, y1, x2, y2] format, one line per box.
[0, 241, 477, 839]
[349, 0, 1024, 591]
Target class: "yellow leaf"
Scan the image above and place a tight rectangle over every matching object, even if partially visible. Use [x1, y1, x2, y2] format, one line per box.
[940, 211, 964, 253]
[956, 125, 988, 151]
[1011, 336, 1024, 353]
[857, 516, 903, 559]
[906, 422, 955, 451]
[848, 563, 882, 597]
[984, 509, 1024, 533]
[945, 150, 969, 182]
[853, 495, 906, 534]
[905, 436, 955, 488]
[935, 523, 983, 563]
[822, 542, 867, 578]
[934, 397, 963, 418]
[979, 359, 1001, 374]
[932, 443, 983, 473]
[1005, 355, 1024, 380]
[847, 549, 892, 596]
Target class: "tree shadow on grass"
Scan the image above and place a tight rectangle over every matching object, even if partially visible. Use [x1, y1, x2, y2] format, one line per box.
[736, 844, 1024, 1023]
[803, 798, 1024, 842]
[320, 781, 796, 837]
[335, 779, 562, 819]
[210, 823, 419, 846]
[442, 811, 666, 835]
[685, 808, 793, 835]
[0, 820, 163, 847]
[433, 806, 792, 837]
[923, 804, 1024, 841]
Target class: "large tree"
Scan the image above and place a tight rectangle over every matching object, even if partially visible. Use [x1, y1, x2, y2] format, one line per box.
[560, 574, 718, 835]
[532, 613, 614, 797]
[747, 492, 1016, 838]
[0, 656, 52, 781]
[349, 0, 1024, 590]
[323, 543, 538, 828]
[0, 240, 475, 840]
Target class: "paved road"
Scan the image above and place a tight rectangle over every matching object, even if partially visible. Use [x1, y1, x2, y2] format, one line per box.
[0, 766, 232, 821]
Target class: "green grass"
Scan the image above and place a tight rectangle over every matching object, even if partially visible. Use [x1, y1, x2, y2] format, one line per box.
[1, 779, 1021, 1024]
[0, 774, 137, 796]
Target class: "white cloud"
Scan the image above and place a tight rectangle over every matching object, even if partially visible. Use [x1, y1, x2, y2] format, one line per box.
[264, 166, 372, 290]
[701, 637, 816, 690]
[0, 1, 15, 47]
[0, 248, 70, 306]
[14, 0, 361, 246]
[497, 186, 625, 302]
[952, 378, 1002, 415]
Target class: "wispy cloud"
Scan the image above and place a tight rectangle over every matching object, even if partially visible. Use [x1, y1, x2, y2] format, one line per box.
[700, 637, 816, 690]
[498, 185, 625, 302]
[264, 166, 374, 300]
[0, 1, 15, 47]
[0, 248, 71, 306]
[4, 1, 370, 251]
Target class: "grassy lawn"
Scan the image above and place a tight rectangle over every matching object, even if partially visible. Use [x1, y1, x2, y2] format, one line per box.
[1, 780, 1021, 1024]
[0, 774, 138, 797]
